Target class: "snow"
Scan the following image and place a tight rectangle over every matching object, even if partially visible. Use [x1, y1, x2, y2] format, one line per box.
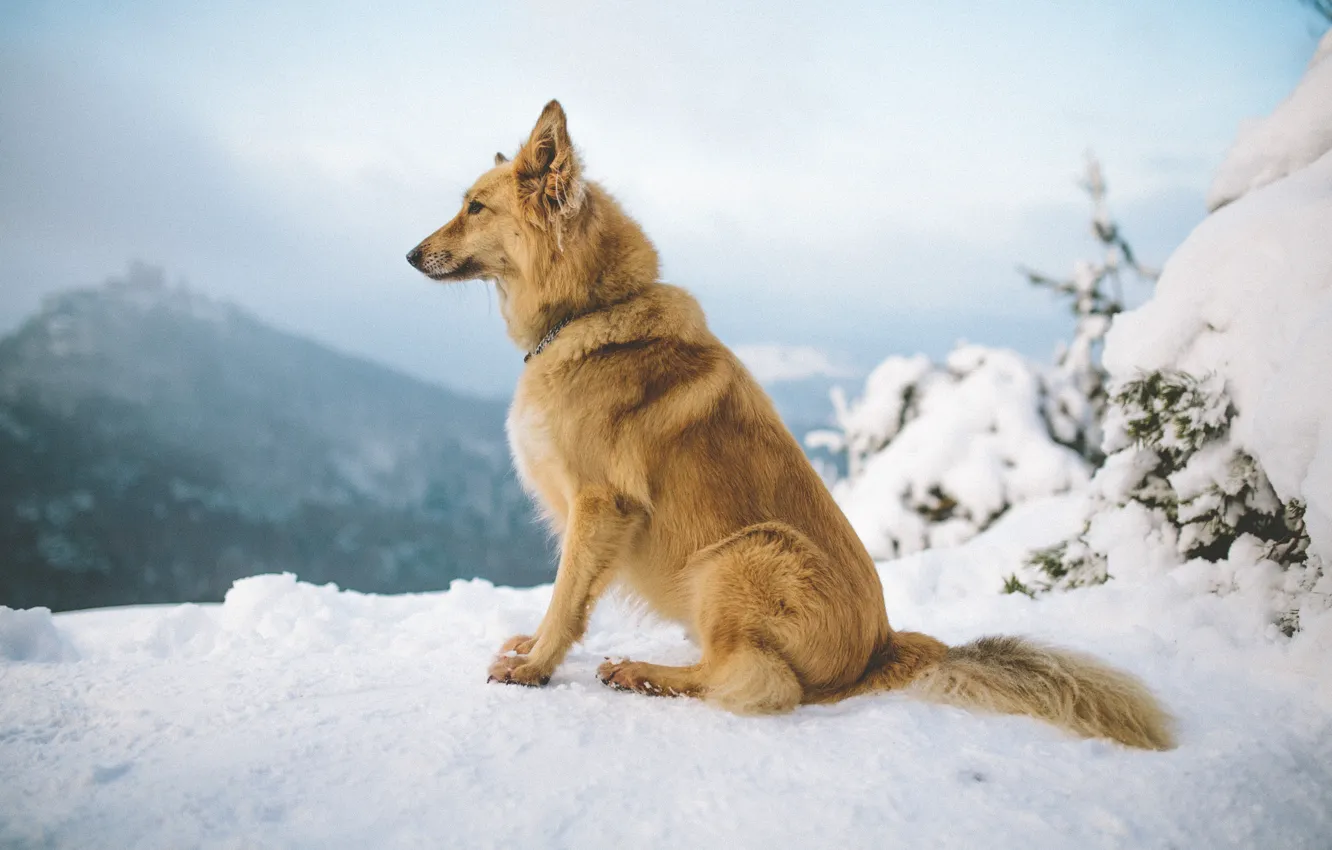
[1253, 303, 1332, 564]
[820, 353, 935, 475]
[1206, 30, 1332, 211]
[1104, 146, 1332, 568]
[824, 346, 1089, 558]
[0, 606, 74, 662]
[4, 509, 1331, 849]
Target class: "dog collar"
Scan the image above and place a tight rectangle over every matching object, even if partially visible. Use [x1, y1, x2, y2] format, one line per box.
[522, 291, 644, 364]
[524, 315, 574, 363]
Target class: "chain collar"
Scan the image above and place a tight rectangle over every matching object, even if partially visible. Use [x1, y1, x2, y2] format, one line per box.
[524, 314, 575, 364]
[522, 291, 645, 364]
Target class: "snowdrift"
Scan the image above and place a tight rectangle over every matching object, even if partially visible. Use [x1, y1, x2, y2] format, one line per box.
[3, 500, 1331, 848]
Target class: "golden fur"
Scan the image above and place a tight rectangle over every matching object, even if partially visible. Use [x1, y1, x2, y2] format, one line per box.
[407, 100, 1175, 750]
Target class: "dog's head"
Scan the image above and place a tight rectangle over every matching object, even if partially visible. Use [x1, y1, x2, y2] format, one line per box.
[406, 100, 585, 283]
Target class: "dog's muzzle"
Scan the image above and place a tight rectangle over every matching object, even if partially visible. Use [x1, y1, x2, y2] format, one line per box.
[405, 246, 426, 270]
[406, 245, 464, 280]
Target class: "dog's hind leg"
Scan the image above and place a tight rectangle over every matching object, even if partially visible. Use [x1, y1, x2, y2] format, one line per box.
[598, 524, 805, 711]
[599, 522, 875, 714]
[597, 660, 707, 697]
[683, 524, 812, 713]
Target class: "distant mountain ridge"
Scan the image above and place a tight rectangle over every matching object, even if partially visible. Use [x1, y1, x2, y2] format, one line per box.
[0, 266, 552, 611]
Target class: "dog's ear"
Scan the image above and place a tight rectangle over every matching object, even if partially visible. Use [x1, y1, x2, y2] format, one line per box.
[494, 152, 508, 165]
[513, 100, 584, 231]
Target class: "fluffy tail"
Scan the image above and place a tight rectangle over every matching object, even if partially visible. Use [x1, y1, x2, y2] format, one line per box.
[856, 632, 1176, 750]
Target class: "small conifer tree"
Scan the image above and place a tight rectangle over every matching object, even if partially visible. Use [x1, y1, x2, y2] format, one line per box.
[1009, 369, 1320, 635]
[1020, 153, 1157, 466]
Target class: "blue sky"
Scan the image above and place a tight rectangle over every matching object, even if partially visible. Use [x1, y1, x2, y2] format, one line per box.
[0, 1, 1325, 396]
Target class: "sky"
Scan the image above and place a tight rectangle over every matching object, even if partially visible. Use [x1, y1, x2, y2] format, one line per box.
[0, 1, 1326, 397]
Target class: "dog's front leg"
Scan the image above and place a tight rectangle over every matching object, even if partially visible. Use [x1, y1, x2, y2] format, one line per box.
[488, 487, 644, 686]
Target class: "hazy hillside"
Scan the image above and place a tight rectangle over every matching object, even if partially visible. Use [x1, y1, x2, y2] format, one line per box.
[0, 267, 552, 610]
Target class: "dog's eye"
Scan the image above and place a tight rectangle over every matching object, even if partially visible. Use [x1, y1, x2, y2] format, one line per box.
[467, 200, 485, 215]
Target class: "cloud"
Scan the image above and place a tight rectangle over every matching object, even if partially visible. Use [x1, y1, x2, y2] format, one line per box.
[0, 1, 1320, 396]
[0, 50, 522, 397]
[733, 344, 854, 384]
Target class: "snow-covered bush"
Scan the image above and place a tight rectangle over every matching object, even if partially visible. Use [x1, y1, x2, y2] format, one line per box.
[1011, 33, 1332, 637]
[810, 155, 1153, 560]
[1013, 371, 1315, 627]
[809, 346, 1088, 560]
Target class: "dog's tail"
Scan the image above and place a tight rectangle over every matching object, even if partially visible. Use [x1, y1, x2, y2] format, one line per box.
[844, 631, 1175, 750]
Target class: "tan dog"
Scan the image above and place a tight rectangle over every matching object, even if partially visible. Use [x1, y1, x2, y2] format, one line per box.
[407, 101, 1174, 749]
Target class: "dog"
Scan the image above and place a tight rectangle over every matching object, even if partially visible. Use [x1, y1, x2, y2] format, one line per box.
[407, 100, 1174, 749]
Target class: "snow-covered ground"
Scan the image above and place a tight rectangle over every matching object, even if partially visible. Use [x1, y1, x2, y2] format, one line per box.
[3, 496, 1330, 849]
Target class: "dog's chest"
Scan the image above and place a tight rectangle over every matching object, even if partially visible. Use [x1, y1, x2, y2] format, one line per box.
[505, 393, 564, 502]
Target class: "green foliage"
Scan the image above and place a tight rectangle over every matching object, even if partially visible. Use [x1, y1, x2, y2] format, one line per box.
[1019, 535, 1108, 596]
[1012, 368, 1318, 634]
[1002, 573, 1035, 598]
[1112, 371, 1232, 466]
[1026, 543, 1070, 582]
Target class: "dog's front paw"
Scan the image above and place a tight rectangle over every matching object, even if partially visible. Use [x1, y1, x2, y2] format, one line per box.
[498, 634, 538, 655]
[487, 654, 551, 687]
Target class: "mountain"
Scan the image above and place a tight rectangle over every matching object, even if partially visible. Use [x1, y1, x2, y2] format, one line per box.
[0, 266, 553, 611]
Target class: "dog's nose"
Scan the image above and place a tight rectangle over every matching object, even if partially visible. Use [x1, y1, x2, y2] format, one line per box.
[406, 246, 424, 269]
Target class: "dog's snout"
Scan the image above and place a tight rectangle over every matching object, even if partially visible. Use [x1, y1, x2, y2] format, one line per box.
[406, 246, 425, 270]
